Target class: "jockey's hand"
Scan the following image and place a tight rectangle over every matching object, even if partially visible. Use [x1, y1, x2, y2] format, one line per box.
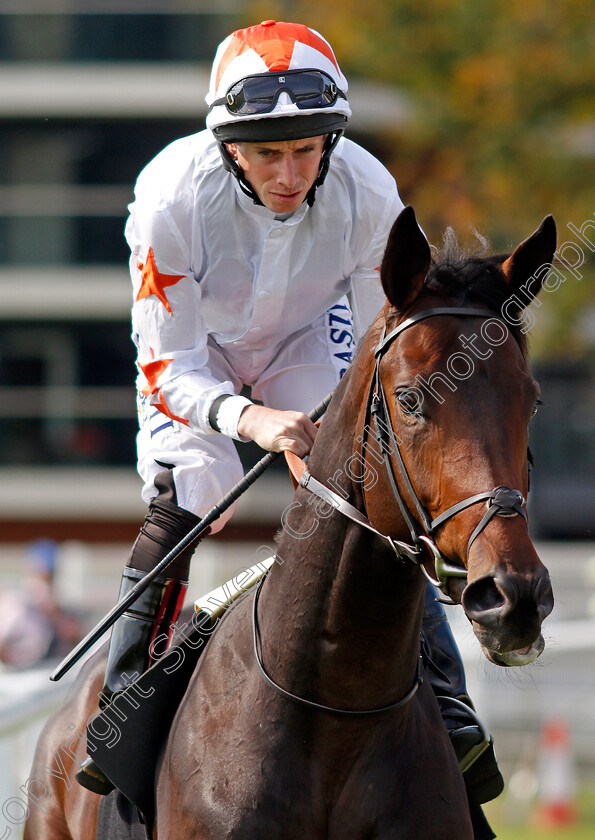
[237, 404, 318, 458]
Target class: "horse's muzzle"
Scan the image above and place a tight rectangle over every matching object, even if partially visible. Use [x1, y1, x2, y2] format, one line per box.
[460, 568, 554, 667]
[487, 635, 545, 667]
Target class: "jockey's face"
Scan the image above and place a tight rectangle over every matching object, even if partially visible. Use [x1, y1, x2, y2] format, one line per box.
[225, 136, 325, 214]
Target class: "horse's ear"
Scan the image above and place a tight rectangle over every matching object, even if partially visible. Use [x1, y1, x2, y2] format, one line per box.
[381, 205, 431, 310]
[501, 215, 557, 303]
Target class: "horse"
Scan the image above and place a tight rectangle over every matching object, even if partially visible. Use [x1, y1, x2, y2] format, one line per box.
[24, 206, 556, 840]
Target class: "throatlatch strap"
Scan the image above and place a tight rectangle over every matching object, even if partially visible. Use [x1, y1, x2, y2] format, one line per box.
[298, 471, 421, 563]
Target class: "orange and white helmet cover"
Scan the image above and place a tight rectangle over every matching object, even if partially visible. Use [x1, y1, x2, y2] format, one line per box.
[206, 20, 351, 132]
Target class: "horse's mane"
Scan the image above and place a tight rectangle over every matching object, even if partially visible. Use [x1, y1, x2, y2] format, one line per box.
[425, 228, 528, 355]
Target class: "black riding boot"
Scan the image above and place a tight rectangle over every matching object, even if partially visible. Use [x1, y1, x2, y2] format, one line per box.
[423, 583, 504, 805]
[76, 569, 187, 794]
[76, 495, 200, 795]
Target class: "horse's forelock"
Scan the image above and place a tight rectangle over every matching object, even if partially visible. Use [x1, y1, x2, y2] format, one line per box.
[425, 229, 528, 355]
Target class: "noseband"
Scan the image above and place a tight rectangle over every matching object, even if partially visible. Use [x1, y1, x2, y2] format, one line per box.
[301, 307, 528, 603]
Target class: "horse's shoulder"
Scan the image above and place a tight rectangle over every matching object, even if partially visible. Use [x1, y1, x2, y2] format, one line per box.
[203, 588, 255, 655]
[177, 592, 257, 714]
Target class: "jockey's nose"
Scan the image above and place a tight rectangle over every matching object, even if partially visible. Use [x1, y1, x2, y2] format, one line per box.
[277, 153, 299, 187]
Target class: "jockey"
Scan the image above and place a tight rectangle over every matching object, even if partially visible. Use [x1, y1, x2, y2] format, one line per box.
[76, 20, 502, 807]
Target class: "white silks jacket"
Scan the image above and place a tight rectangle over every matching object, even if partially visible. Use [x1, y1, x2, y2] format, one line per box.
[125, 130, 405, 439]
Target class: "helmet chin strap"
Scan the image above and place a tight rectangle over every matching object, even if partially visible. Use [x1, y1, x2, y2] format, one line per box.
[306, 130, 343, 207]
[217, 142, 264, 206]
[217, 129, 344, 209]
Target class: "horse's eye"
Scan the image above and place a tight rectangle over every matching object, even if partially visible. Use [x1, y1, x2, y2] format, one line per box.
[531, 398, 543, 419]
[397, 389, 424, 417]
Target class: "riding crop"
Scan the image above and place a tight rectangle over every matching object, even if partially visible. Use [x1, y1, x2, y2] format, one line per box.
[49, 390, 334, 682]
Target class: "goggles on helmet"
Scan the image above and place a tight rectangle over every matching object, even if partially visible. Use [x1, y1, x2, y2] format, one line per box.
[210, 69, 347, 117]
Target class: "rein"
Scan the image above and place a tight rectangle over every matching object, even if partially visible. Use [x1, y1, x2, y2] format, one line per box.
[252, 575, 425, 716]
[302, 306, 529, 602]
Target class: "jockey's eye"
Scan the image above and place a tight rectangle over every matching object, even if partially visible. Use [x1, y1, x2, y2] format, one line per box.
[396, 389, 424, 418]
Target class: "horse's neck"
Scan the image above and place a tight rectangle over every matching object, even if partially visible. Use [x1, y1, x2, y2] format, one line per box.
[259, 365, 426, 710]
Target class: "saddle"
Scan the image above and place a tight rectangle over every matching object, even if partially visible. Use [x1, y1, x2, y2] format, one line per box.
[87, 557, 274, 829]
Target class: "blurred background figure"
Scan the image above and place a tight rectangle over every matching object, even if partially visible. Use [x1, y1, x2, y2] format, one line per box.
[0, 539, 83, 669]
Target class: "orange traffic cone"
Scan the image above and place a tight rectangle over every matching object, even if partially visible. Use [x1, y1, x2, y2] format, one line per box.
[532, 718, 579, 829]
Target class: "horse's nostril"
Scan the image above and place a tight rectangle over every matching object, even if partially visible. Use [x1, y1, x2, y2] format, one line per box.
[462, 570, 554, 634]
[535, 573, 555, 621]
[461, 575, 506, 625]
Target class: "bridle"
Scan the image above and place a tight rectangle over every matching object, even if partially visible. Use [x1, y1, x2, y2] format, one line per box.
[253, 305, 529, 716]
[301, 306, 528, 603]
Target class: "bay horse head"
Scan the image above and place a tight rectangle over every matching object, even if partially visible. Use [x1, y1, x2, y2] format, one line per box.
[360, 206, 556, 667]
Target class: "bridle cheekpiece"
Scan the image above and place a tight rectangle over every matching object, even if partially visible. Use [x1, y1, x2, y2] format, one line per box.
[302, 306, 529, 604]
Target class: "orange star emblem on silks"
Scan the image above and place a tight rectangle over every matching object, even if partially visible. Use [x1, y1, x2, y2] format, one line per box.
[139, 350, 188, 425]
[136, 247, 184, 315]
[153, 389, 189, 427]
[139, 354, 174, 396]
